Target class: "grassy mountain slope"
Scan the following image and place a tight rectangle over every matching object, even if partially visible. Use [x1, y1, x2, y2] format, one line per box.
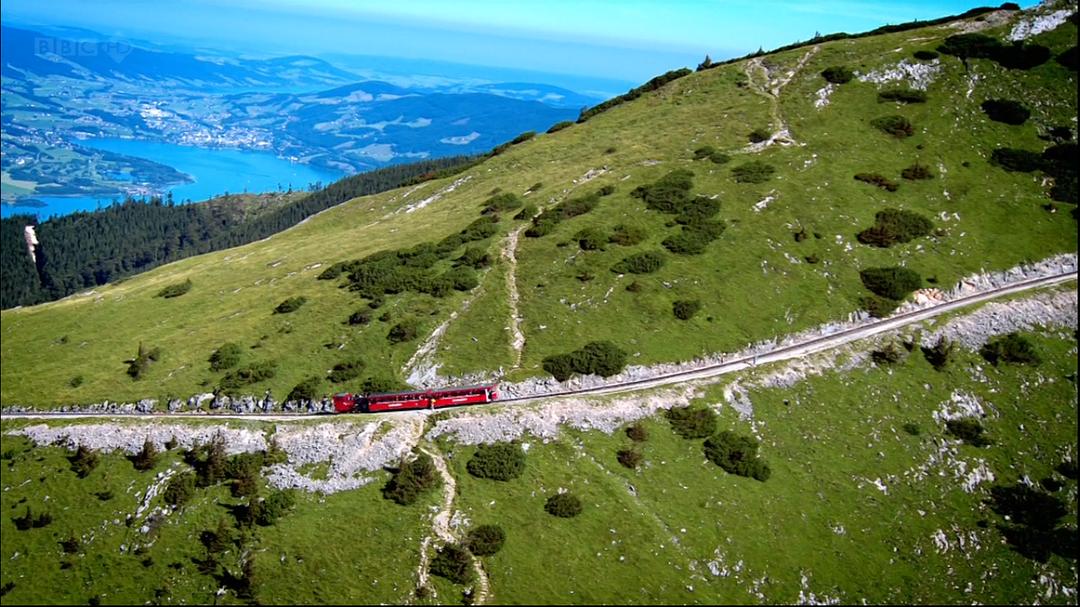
[1, 7, 1076, 407]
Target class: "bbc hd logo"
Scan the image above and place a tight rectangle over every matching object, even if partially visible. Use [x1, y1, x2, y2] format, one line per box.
[34, 36, 133, 63]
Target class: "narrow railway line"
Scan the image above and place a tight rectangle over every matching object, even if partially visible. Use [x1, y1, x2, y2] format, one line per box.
[2, 270, 1075, 422]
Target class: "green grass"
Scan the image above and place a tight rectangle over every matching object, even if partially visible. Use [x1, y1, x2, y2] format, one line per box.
[1, 10, 1075, 407]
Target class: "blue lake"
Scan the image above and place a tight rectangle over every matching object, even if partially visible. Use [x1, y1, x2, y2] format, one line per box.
[2, 138, 344, 220]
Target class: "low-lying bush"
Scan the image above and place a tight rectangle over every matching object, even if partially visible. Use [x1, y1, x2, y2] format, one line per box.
[900, 163, 934, 180]
[164, 471, 196, 506]
[467, 443, 526, 481]
[273, 296, 307, 314]
[546, 121, 573, 134]
[156, 279, 192, 299]
[861, 294, 901, 318]
[946, 418, 993, 447]
[878, 88, 927, 103]
[612, 251, 665, 274]
[672, 299, 701, 320]
[430, 543, 473, 584]
[383, 453, 440, 505]
[545, 493, 583, 518]
[913, 49, 939, 60]
[665, 406, 717, 439]
[854, 173, 899, 192]
[347, 310, 372, 326]
[990, 148, 1043, 172]
[662, 221, 726, 255]
[68, 445, 99, 479]
[857, 208, 933, 247]
[821, 65, 854, 84]
[704, 431, 771, 481]
[525, 192, 602, 237]
[209, 342, 242, 371]
[617, 448, 643, 469]
[731, 161, 776, 183]
[980, 333, 1041, 366]
[859, 266, 922, 300]
[748, 128, 770, 143]
[482, 192, 523, 215]
[981, 99, 1030, 125]
[219, 361, 277, 396]
[575, 227, 608, 251]
[870, 115, 914, 138]
[466, 525, 506, 556]
[609, 224, 648, 246]
[922, 337, 956, 371]
[286, 376, 323, 403]
[328, 359, 365, 383]
[542, 341, 628, 381]
[626, 423, 649, 442]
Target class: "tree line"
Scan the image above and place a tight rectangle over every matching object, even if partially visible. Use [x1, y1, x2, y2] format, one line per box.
[1, 155, 480, 309]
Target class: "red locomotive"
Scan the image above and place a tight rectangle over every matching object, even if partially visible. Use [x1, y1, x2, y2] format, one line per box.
[332, 384, 499, 413]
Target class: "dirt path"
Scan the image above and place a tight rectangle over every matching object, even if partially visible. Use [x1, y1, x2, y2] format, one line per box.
[402, 285, 486, 387]
[743, 46, 818, 150]
[501, 226, 527, 371]
[413, 444, 492, 604]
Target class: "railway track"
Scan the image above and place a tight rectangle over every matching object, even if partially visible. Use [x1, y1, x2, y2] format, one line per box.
[2, 270, 1075, 421]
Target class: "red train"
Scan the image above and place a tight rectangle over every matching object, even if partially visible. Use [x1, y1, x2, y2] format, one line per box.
[332, 384, 499, 413]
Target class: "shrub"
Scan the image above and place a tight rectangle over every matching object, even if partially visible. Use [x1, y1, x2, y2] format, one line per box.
[219, 361, 277, 395]
[859, 267, 922, 300]
[164, 472, 196, 507]
[466, 525, 506, 556]
[545, 493, 583, 518]
[821, 66, 854, 84]
[672, 300, 701, 320]
[990, 148, 1042, 172]
[704, 431, 771, 481]
[709, 151, 731, 164]
[612, 251, 665, 274]
[60, 535, 80, 554]
[467, 443, 526, 481]
[945, 418, 993, 447]
[989, 482, 1073, 563]
[938, 33, 1001, 62]
[127, 342, 161, 380]
[981, 99, 1030, 125]
[630, 169, 695, 213]
[854, 173, 899, 192]
[525, 192, 602, 237]
[748, 128, 770, 143]
[616, 448, 643, 469]
[1057, 45, 1078, 71]
[981, 333, 1041, 366]
[542, 354, 575, 382]
[913, 49, 939, 60]
[626, 423, 649, 442]
[861, 294, 901, 318]
[625, 280, 644, 293]
[347, 310, 372, 326]
[383, 452, 440, 505]
[609, 224, 647, 246]
[994, 42, 1051, 70]
[209, 342, 242, 371]
[662, 221, 726, 255]
[68, 445, 99, 478]
[878, 88, 927, 103]
[922, 337, 956, 371]
[12, 507, 51, 530]
[328, 359, 365, 383]
[131, 439, 159, 472]
[253, 489, 296, 526]
[482, 192, 522, 215]
[510, 131, 536, 145]
[856, 208, 934, 247]
[287, 376, 323, 402]
[573, 341, 628, 378]
[693, 146, 717, 160]
[388, 319, 420, 344]
[546, 120, 573, 134]
[514, 204, 538, 221]
[902, 422, 922, 436]
[665, 406, 717, 439]
[69, 375, 83, 388]
[870, 115, 914, 138]
[360, 376, 403, 394]
[273, 296, 307, 314]
[575, 227, 608, 251]
[156, 279, 192, 299]
[900, 163, 934, 180]
[429, 543, 473, 584]
[871, 342, 907, 365]
[731, 161, 776, 183]
[577, 68, 691, 123]
[598, 184, 616, 196]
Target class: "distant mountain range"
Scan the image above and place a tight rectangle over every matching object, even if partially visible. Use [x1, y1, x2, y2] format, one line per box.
[0, 25, 596, 202]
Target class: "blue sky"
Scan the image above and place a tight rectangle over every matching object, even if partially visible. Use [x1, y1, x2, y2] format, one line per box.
[2, 0, 1039, 84]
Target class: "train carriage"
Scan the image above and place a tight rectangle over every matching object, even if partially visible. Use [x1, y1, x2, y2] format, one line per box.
[332, 384, 498, 413]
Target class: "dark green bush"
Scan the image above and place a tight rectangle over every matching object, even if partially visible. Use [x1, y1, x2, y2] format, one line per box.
[388, 320, 420, 344]
[68, 445, 99, 478]
[514, 204, 538, 221]
[612, 251, 665, 274]
[127, 342, 161, 380]
[209, 342, 242, 371]
[981, 99, 1030, 125]
[525, 192, 602, 238]
[575, 227, 608, 251]
[467, 443, 526, 481]
[598, 184, 616, 196]
[748, 128, 770, 143]
[665, 406, 717, 439]
[857, 208, 934, 247]
[902, 422, 922, 436]
[510, 131, 536, 145]
[945, 418, 993, 447]
[731, 161, 775, 183]
[871, 342, 907, 365]
[938, 33, 1001, 62]
[131, 439, 160, 472]
[704, 431, 771, 481]
[482, 192, 523, 215]
[626, 423, 649, 442]
[287, 376, 323, 402]
[274, 296, 307, 314]
[913, 49, 939, 60]
[980, 333, 1041, 366]
[663, 221, 725, 255]
[219, 361, 277, 395]
[709, 151, 731, 164]
[328, 359, 365, 383]
[164, 472, 196, 507]
[693, 145, 717, 160]
[347, 310, 372, 326]
[859, 267, 922, 300]
[12, 507, 52, 531]
[577, 68, 691, 123]
[821, 66, 854, 84]
[542, 354, 576, 382]
[1057, 45, 1078, 71]
[630, 169, 695, 213]
[430, 543, 474, 584]
[990, 148, 1042, 172]
[545, 493, 583, 518]
[878, 88, 927, 103]
[156, 279, 192, 299]
[609, 224, 648, 246]
[547, 121, 574, 134]
[383, 453, 440, 505]
[625, 280, 644, 293]
[253, 489, 296, 526]
[922, 337, 956, 371]
[861, 294, 901, 318]
[989, 482, 1074, 563]
[994, 42, 1051, 70]
[466, 525, 506, 556]
[616, 448, 643, 469]
[854, 173, 899, 192]
[870, 115, 914, 138]
[672, 300, 701, 320]
[901, 163, 934, 180]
